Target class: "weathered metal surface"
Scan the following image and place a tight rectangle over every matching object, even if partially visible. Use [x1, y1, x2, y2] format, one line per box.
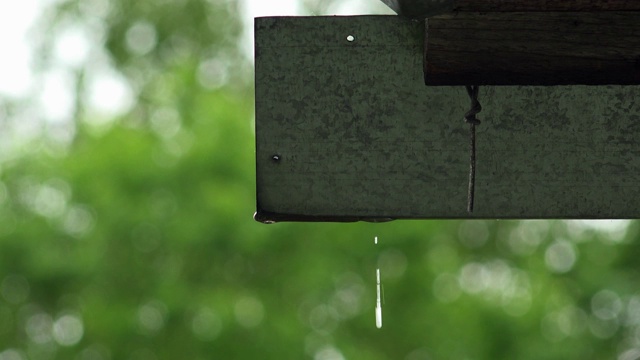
[255, 16, 640, 222]
[379, 0, 640, 18]
[424, 12, 640, 85]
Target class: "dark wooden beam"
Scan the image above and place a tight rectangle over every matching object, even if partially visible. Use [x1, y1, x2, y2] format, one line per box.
[424, 12, 640, 86]
[379, 0, 453, 18]
[453, 0, 640, 12]
[381, 0, 640, 18]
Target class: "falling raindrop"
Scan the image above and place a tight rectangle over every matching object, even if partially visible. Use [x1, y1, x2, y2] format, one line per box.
[376, 269, 382, 329]
[374, 235, 382, 329]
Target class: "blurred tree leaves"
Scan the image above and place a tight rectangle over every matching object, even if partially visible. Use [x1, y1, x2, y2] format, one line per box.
[1, 0, 640, 359]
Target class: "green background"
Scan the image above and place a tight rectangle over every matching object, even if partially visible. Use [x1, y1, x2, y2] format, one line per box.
[1, 1, 639, 359]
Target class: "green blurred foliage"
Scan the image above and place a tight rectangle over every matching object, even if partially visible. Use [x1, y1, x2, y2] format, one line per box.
[1, 0, 640, 359]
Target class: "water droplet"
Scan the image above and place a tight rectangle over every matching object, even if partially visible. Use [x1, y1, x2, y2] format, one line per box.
[376, 269, 382, 329]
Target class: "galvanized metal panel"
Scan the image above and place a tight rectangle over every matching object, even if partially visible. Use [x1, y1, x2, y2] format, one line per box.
[424, 12, 640, 85]
[254, 16, 640, 222]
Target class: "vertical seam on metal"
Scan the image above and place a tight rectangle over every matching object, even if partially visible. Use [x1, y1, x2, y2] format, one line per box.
[464, 85, 482, 213]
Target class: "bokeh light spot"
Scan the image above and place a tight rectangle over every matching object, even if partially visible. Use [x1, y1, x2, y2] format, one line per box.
[137, 301, 167, 335]
[191, 308, 223, 341]
[589, 315, 619, 339]
[591, 290, 622, 321]
[556, 306, 588, 337]
[33, 179, 69, 218]
[79, 344, 111, 360]
[330, 289, 361, 319]
[151, 107, 182, 139]
[308, 304, 338, 335]
[78, 0, 111, 18]
[63, 205, 95, 238]
[618, 349, 640, 360]
[53, 314, 84, 346]
[506, 221, 548, 256]
[541, 312, 566, 342]
[565, 220, 630, 243]
[544, 241, 577, 273]
[0, 349, 25, 360]
[459, 263, 487, 294]
[405, 348, 431, 360]
[125, 21, 157, 56]
[501, 271, 532, 317]
[85, 70, 134, 119]
[624, 295, 640, 326]
[0, 0, 37, 98]
[234, 296, 264, 329]
[197, 58, 229, 90]
[25, 312, 53, 344]
[54, 26, 90, 67]
[39, 68, 76, 123]
[314, 346, 345, 360]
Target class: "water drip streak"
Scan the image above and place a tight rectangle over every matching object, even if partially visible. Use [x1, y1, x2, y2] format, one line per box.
[376, 268, 382, 329]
